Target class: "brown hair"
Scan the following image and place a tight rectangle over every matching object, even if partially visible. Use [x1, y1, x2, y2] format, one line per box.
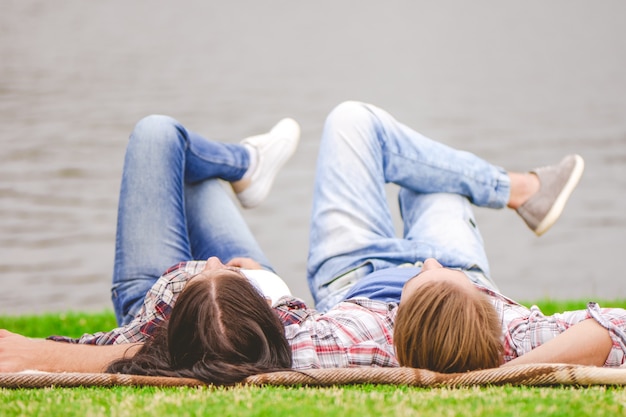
[394, 280, 502, 373]
[107, 272, 292, 385]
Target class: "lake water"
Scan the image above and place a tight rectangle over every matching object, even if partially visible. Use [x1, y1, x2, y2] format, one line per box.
[1, 0, 625, 314]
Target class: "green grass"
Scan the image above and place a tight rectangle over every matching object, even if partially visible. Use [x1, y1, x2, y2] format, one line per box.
[0, 310, 117, 339]
[2, 385, 626, 417]
[1, 299, 626, 417]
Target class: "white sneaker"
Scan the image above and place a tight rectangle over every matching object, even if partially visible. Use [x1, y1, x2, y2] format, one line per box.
[233, 118, 300, 208]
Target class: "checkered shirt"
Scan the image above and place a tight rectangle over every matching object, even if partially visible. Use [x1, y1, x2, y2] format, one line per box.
[48, 261, 399, 369]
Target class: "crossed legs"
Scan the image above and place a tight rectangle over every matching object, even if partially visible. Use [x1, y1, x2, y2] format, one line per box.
[111, 115, 270, 325]
[307, 101, 582, 310]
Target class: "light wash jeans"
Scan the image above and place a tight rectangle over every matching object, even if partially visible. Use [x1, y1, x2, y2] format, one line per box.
[111, 115, 272, 325]
[307, 101, 511, 312]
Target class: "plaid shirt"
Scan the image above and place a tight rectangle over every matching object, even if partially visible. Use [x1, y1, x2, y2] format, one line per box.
[273, 297, 397, 368]
[48, 261, 399, 369]
[49, 262, 626, 368]
[480, 286, 626, 367]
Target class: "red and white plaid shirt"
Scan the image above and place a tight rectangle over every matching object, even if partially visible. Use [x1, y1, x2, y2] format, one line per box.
[478, 286, 626, 367]
[49, 262, 626, 368]
[48, 261, 399, 369]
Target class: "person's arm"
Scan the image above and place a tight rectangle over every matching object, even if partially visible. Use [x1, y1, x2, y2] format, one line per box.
[0, 329, 142, 373]
[503, 319, 612, 367]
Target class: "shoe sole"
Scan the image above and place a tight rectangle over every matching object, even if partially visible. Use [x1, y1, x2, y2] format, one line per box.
[533, 154, 585, 236]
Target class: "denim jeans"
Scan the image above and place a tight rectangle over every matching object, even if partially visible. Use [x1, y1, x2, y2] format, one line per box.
[307, 101, 511, 312]
[111, 115, 272, 325]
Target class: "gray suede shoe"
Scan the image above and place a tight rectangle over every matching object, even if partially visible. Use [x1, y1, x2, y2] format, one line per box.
[516, 154, 585, 236]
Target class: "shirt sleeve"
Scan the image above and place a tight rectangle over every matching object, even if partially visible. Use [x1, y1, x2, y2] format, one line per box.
[586, 302, 626, 366]
[47, 263, 194, 345]
[281, 298, 398, 370]
[503, 301, 626, 367]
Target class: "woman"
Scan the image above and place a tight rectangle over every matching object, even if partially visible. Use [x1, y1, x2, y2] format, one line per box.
[95, 114, 300, 384]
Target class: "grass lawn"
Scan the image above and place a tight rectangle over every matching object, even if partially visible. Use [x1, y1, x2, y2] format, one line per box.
[1, 299, 626, 417]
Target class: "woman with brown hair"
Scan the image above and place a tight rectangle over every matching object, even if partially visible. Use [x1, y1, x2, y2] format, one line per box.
[99, 115, 300, 384]
[106, 260, 293, 385]
[42, 114, 300, 384]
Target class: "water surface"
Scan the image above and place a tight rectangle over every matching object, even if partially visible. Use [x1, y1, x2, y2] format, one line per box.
[1, 1, 625, 314]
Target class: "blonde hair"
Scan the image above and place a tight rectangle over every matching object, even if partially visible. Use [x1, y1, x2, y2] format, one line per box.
[394, 280, 502, 373]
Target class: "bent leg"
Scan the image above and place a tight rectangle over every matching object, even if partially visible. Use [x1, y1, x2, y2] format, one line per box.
[399, 190, 498, 290]
[112, 115, 261, 325]
[308, 101, 509, 307]
[184, 179, 271, 268]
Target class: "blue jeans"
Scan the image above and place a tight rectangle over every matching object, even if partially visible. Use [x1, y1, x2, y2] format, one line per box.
[307, 102, 511, 312]
[111, 115, 272, 325]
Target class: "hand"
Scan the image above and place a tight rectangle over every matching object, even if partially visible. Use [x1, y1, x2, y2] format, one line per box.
[0, 329, 48, 372]
[227, 257, 263, 270]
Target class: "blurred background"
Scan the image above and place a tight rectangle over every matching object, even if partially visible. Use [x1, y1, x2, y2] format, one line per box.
[1, 0, 625, 314]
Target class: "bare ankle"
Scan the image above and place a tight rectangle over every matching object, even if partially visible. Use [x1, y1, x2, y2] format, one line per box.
[507, 172, 539, 209]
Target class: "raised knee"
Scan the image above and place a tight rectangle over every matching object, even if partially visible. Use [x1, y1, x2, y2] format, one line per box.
[129, 115, 185, 149]
[132, 114, 179, 136]
[323, 101, 377, 143]
[327, 101, 370, 121]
